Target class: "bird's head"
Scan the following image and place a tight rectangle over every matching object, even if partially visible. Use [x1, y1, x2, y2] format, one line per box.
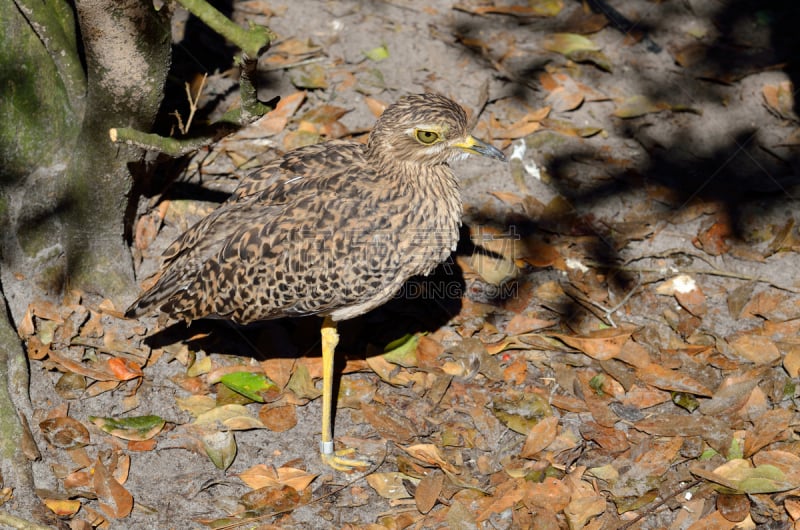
[367, 93, 506, 167]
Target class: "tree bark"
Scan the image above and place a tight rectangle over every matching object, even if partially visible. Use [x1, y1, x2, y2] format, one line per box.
[0, 0, 172, 522]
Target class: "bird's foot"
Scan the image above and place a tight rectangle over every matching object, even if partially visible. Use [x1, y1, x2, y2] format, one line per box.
[320, 441, 371, 472]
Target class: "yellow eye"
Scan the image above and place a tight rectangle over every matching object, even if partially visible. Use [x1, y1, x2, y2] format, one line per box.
[415, 129, 440, 145]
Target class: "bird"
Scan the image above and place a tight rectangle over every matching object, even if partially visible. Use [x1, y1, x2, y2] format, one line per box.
[126, 93, 506, 471]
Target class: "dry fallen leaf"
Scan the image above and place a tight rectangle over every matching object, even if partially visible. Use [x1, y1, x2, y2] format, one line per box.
[550, 327, 637, 361]
[762, 81, 796, 121]
[259, 404, 298, 432]
[366, 472, 414, 500]
[728, 334, 782, 365]
[238, 463, 317, 492]
[520, 415, 558, 458]
[415, 469, 444, 514]
[93, 457, 133, 519]
[243, 91, 307, 138]
[543, 33, 611, 71]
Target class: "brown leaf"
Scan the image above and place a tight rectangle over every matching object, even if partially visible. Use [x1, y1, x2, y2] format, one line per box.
[241, 484, 302, 512]
[40, 417, 90, 450]
[727, 282, 756, 318]
[30, 299, 65, 323]
[259, 404, 297, 432]
[238, 464, 317, 492]
[550, 327, 637, 361]
[47, 350, 119, 381]
[502, 356, 527, 385]
[260, 357, 294, 389]
[694, 219, 732, 256]
[619, 384, 672, 409]
[762, 81, 796, 120]
[745, 409, 793, 457]
[520, 416, 559, 458]
[544, 86, 584, 112]
[739, 290, 783, 319]
[106, 358, 143, 381]
[366, 472, 412, 500]
[564, 495, 606, 530]
[634, 414, 710, 437]
[475, 478, 528, 522]
[636, 363, 714, 396]
[686, 509, 743, 529]
[401, 444, 457, 473]
[44, 499, 81, 517]
[93, 457, 133, 518]
[541, 117, 602, 137]
[414, 470, 444, 514]
[716, 493, 750, 523]
[505, 314, 557, 335]
[365, 96, 388, 117]
[133, 213, 158, 251]
[575, 371, 619, 428]
[674, 284, 707, 317]
[26, 335, 50, 360]
[783, 344, 800, 378]
[579, 421, 629, 453]
[361, 402, 415, 443]
[728, 334, 782, 365]
[245, 91, 306, 137]
[520, 239, 563, 268]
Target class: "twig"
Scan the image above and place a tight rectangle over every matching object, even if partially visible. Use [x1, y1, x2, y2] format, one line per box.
[562, 277, 641, 328]
[109, 125, 235, 157]
[183, 73, 207, 134]
[171, 73, 206, 135]
[595, 260, 800, 295]
[617, 479, 701, 530]
[262, 56, 327, 72]
[236, 54, 272, 123]
[0, 511, 53, 530]
[173, 0, 274, 57]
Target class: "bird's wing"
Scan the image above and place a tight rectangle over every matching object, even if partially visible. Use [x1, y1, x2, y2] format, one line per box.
[227, 140, 365, 202]
[157, 167, 398, 322]
[126, 143, 377, 319]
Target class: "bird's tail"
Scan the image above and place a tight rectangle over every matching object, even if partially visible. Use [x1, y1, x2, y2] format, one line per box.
[125, 267, 189, 319]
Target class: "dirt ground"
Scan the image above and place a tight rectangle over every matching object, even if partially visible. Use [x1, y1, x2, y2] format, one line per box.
[18, 0, 800, 528]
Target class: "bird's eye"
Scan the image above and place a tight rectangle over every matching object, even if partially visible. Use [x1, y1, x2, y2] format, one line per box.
[415, 129, 440, 145]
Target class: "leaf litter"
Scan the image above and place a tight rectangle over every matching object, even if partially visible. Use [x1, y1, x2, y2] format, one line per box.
[14, 0, 800, 528]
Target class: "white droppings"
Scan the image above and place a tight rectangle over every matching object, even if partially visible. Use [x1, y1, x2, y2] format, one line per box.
[671, 274, 697, 294]
[565, 258, 589, 273]
[509, 139, 541, 180]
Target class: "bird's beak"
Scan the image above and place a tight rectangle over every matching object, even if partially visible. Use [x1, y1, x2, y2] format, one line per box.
[453, 135, 506, 161]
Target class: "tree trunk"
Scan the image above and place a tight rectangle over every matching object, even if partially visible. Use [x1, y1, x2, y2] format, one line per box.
[0, 0, 171, 521]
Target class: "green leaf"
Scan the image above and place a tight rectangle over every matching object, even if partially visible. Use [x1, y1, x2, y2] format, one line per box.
[220, 372, 277, 403]
[492, 393, 552, 434]
[383, 333, 419, 368]
[89, 415, 166, 441]
[290, 63, 328, 89]
[364, 44, 390, 61]
[543, 33, 600, 55]
[542, 33, 612, 72]
[286, 364, 321, 401]
[202, 430, 237, 470]
[671, 391, 699, 412]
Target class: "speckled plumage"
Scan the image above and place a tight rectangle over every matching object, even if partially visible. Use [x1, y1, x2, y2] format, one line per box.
[127, 94, 502, 325]
[127, 93, 505, 471]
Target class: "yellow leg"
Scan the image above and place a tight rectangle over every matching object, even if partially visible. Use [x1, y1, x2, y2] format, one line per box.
[319, 316, 370, 471]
